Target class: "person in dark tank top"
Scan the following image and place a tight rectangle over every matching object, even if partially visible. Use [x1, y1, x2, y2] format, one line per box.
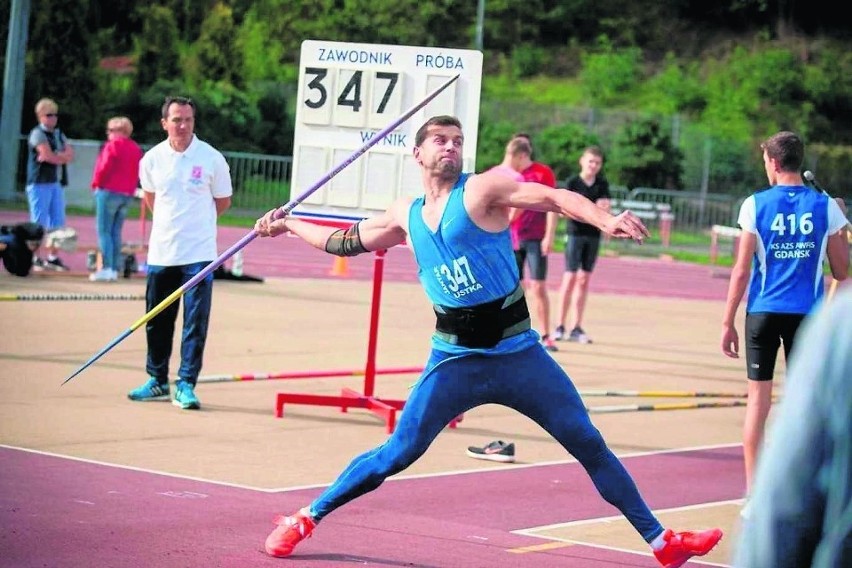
[25, 97, 75, 271]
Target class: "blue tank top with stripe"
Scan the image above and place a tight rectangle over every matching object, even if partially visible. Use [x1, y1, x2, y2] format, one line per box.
[407, 173, 538, 354]
[745, 186, 833, 314]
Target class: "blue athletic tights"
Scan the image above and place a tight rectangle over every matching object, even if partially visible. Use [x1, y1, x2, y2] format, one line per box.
[309, 345, 664, 542]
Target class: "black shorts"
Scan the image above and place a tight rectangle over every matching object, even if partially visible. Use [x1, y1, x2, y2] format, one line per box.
[515, 239, 548, 281]
[564, 235, 601, 273]
[745, 313, 806, 381]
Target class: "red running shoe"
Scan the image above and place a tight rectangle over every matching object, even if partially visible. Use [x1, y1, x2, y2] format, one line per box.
[264, 510, 316, 557]
[653, 528, 723, 568]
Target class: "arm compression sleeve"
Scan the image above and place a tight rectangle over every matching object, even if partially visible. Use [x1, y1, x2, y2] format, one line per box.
[324, 222, 369, 257]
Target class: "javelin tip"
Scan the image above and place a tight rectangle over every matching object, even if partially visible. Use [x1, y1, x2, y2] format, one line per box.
[61, 328, 133, 386]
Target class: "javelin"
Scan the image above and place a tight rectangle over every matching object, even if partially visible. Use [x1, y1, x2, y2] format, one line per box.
[578, 389, 749, 399]
[61, 74, 461, 386]
[586, 400, 749, 415]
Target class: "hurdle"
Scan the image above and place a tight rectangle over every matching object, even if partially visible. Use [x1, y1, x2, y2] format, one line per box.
[578, 389, 749, 399]
[586, 400, 748, 414]
[0, 292, 145, 301]
[273, 248, 463, 434]
[709, 224, 741, 264]
[198, 365, 423, 384]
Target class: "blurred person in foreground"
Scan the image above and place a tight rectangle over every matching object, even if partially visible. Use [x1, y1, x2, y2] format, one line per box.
[733, 285, 852, 568]
[89, 116, 144, 282]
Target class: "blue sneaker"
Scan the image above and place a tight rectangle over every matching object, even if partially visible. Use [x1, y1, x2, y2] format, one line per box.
[128, 377, 170, 401]
[173, 379, 200, 410]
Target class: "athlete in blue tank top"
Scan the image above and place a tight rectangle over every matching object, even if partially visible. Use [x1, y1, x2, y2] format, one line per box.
[722, 130, 849, 502]
[408, 171, 539, 355]
[256, 115, 724, 566]
[741, 185, 844, 314]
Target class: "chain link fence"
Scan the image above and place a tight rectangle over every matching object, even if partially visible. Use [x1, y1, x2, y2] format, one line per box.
[9, 135, 748, 234]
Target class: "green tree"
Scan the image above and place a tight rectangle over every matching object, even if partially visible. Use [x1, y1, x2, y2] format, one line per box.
[701, 46, 808, 143]
[253, 83, 294, 156]
[132, 79, 260, 152]
[580, 37, 643, 107]
[190, 2, 242, 86]
[87, 0, 142, 54]
[479, 0, 546, 52]
[640, 54, 704, 116]
[24, 0, 100, 138]
[609, 118, 684, 189]
[236, 0, 476, 63]
[159, 0, 219, 43]
[190, 81, 260, 151]
[236, 9, 286, 83]
[135, 5, 181, 91]
[510, 44, 551, 79]
[535, 123, 600, 183]
[802, 42, 852, 144]
[238, 0, 332, 67]
[474, 120, 518, 171]
[319, 0, 475, 48]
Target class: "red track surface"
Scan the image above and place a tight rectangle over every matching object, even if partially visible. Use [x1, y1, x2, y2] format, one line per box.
[1, 210, 742, 566]
[0, 211, 731, 301]
[0, 445, 742, 568]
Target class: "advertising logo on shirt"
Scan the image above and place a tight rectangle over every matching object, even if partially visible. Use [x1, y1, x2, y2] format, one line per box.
[190, 166, 203, 185]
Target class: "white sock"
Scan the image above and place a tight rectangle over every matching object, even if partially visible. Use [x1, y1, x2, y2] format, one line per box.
[650, 531, 668, 550]
[301, 506, 318, 523]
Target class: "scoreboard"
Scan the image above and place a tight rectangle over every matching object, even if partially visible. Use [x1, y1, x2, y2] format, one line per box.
[291, 40, 483, 224]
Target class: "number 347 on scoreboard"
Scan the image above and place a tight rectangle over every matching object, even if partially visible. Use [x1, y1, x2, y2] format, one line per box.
[292, 40, 483, 225]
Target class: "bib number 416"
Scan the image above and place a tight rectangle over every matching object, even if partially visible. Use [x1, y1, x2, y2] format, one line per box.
[770, 212, 813, 236]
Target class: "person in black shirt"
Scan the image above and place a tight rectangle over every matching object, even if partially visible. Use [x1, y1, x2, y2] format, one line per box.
[554, 146, 611, 344]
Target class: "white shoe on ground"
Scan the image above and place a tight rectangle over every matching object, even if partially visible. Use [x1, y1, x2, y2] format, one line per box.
[89, 268, 118, 282]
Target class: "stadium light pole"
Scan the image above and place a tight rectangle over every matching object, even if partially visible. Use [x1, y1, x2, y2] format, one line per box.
[0, 0, 30, 202]
[475, 0, 485, 51]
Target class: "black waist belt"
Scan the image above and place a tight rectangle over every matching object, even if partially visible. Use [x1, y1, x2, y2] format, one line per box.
[433, 284, 530, 349]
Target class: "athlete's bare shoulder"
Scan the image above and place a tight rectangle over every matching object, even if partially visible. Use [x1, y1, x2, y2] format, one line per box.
[466, 170, 515, 204]
[388, 196, 415, 234]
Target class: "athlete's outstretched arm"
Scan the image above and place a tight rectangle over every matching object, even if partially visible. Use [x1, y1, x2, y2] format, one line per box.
[254, 200, 408, 255]
[473, 172, 649, 242]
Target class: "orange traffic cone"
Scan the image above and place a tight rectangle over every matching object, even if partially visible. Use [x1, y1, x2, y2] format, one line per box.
[329, 256, 349, 277]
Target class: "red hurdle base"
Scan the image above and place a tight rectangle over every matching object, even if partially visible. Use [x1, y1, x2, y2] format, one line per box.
[274, 247, 464, 434]
[275, 388, 463, 435]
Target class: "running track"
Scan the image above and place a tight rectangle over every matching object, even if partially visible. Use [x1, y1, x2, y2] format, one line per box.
[1, 210, 739, 567]
[0, 444, 742, 568]
[0, 211, 732, 301]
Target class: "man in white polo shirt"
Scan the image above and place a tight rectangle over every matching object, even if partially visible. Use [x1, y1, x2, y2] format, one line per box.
[127, 96, 233, 410]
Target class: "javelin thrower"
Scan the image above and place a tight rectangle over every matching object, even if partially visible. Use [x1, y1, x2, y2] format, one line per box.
[255, 114, 723, 567]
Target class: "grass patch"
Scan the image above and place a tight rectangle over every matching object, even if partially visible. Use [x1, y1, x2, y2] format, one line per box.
[217, 213, 260, 229]
[483, 75, 584, 105]
[665, 249, 735, 267]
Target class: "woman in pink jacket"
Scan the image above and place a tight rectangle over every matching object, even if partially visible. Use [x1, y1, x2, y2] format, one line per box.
[89, 116, 143, 281]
